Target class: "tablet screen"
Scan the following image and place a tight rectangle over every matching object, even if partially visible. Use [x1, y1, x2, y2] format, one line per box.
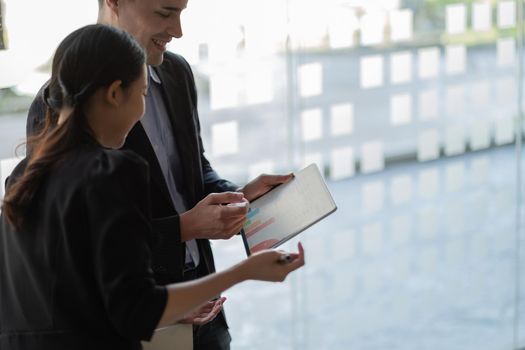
[241, 164, 337, 255]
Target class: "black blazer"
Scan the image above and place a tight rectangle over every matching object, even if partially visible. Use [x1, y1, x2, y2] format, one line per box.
[0, 143, 167, 350]
[26, 52, 238, 285]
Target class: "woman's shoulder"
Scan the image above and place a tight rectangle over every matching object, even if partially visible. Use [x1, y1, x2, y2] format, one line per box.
[61, 147, 149, 190]
[84, 148, 148, 181]
[69, 148, 150, 205]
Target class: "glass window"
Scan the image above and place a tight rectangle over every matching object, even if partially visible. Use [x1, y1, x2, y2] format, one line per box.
[0, 0, 524, 348]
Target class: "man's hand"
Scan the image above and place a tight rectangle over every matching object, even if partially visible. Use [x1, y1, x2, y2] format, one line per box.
[179, 297, 226, 326]
[238, 173, 294, 202]
[180, 192, 248, 241]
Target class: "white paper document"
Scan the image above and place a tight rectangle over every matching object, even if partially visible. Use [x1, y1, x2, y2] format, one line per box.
[241, 164, 337, 254]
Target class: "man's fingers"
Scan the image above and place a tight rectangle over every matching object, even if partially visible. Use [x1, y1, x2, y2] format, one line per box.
[206, 192, 245, 205]
[220, 203, 249, 218]
[261, 173, 294, 185]
[220, 218, 247, 239]
[226, 216, 247, 230]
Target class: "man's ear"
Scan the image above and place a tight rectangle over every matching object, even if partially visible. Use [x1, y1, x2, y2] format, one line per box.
[105, 0, 119, 16]
[105, 80, 124, 107]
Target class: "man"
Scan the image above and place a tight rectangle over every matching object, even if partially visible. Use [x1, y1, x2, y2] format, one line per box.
[26, 1, 293, 349]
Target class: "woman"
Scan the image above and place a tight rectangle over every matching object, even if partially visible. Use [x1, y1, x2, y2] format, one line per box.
[0, 24, 304, 350]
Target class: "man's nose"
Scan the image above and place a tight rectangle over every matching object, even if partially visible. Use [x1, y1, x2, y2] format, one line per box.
[167, 19, 183, 39]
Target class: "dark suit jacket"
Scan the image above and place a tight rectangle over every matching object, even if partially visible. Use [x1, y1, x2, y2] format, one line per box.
[26, 53, 237, 318]
[128, 53, 238, 285]
[0, 143, 167, 350]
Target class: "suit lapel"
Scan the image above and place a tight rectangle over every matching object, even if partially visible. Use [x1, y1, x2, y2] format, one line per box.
[126, 122, 174, 210]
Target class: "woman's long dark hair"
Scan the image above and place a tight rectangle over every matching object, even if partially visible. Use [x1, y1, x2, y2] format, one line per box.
[2, 24, 146, 230]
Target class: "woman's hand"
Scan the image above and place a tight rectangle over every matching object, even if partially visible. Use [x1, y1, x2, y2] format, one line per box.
[241, 242, 305, 282]
[157, 243, 305, 328]
[178, 297, 226, 325]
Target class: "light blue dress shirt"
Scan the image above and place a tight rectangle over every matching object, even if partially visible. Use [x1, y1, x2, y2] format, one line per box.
[140, 67, 199, 267]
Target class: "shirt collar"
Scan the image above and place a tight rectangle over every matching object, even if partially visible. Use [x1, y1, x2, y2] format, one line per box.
[148, 66, 162, 85]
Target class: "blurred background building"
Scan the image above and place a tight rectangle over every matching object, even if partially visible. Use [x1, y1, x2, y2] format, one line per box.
[0, 0, 7, 50]
[0, 0, 524, 349]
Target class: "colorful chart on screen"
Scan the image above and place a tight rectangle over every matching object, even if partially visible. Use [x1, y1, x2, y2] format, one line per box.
[241, 164, 337, 254]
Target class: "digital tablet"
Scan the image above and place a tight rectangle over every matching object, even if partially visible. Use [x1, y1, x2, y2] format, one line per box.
[240, 163, 337, 255]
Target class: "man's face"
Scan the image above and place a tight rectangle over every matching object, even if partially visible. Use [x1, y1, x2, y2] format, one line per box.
[114, 0, 188, 66]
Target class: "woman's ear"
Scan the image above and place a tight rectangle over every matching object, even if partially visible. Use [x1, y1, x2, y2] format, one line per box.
[105, 80, 123, 107]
